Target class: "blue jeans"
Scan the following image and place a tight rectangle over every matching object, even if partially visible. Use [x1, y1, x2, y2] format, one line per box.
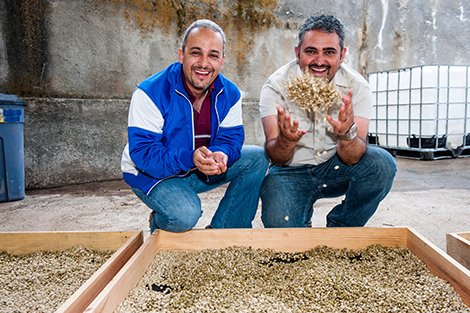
[260, 146, 397, 227]
[133, 145, 269, 232]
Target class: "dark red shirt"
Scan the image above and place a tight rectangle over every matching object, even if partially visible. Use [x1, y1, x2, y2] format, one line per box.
[182, 76, 213, 149]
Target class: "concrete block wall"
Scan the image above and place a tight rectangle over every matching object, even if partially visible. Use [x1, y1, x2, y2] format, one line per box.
[24, 98, 264, 189]
[24, 98, 129, 188]
[2, 0, 470, 188]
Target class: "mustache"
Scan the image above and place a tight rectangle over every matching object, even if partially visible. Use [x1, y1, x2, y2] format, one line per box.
[193, 65, 212, 71]
[309, 64, 330, 70]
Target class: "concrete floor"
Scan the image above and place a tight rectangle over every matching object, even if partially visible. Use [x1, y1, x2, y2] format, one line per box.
[1, 156, 469, 252]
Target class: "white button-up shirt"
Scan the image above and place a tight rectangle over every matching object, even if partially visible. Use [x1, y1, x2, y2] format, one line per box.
[259, 59, 372, 166]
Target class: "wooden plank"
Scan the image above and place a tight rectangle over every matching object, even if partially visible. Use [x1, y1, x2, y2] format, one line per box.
[85, 231, 161, 313]
[0, 231, 143, 313]
[461, 232, 470, 241]
[156, 227, 408, 252]
[407, 228, 470, 307]
[447, 231, 470, 270]
[0, 231, 140, 254]
[56, 231, 144, 313]
[84, 227, 470, 312]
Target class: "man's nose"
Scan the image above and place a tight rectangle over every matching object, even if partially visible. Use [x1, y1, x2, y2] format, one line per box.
[313, 54, 325, 65]
[198, 54, 209, 68]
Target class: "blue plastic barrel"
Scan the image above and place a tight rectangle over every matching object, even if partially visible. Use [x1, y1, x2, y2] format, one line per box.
[0, 93, 26, 202]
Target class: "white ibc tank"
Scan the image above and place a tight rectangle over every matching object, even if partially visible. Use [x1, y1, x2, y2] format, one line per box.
[368, 65, 469, 151]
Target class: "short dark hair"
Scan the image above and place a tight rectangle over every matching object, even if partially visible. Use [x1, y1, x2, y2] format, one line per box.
[181, 19, 226, 55]
[298, 15, 345, 50]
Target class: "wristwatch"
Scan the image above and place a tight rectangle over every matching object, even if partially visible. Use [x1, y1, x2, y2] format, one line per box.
[336, 122, 358, 141]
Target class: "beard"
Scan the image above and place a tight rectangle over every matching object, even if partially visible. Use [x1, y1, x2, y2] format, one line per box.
[306, 64, 331, 79]
[188, 66, 215, 91]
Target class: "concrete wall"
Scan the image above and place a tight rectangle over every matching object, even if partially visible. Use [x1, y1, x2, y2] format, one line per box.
[24, 98, 129, 188]
[23, 98, 264, 189]
[2, 0, 470, 188]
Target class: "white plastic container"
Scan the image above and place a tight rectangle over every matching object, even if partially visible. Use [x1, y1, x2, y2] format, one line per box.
[368, 65, 470, 159]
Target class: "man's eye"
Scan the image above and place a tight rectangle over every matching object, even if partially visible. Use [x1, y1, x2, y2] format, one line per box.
[191, 51, 201, 56]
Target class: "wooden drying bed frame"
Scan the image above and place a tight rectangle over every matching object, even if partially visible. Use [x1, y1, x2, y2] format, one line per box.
[84, 227, 470, 312]
[0, 231, 144, 313]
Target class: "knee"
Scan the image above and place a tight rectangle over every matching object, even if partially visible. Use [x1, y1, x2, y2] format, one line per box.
[242, 145, 269, 173]
[260, 176, 288, 227]
[260, 173, 276, 200]
[261, 212, 278, 228]
[162, 212, 200, 232]
[260, 177, 275, 225]
[261, 200, 306, 228]
[366, 147, 397, 180]
[379, 149, 397, 181]
[157, 207, 201, 232]
[261, 199, 279, 228]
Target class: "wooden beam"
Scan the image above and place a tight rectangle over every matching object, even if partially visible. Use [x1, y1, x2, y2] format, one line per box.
[447, 231, 470, 270]
[0, 231, 141, 254]
[0, 231, 144, 312]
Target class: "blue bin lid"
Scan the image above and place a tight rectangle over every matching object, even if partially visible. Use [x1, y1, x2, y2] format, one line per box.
[0, 93, 26, 106]
[0, 94, 26, 123]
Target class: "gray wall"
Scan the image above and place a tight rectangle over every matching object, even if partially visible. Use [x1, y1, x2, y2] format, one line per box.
[2, 0, 470, 188]
[23, 98, 264, 189]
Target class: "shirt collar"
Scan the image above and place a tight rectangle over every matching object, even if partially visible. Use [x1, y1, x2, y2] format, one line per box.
[332, 64, 348, 88]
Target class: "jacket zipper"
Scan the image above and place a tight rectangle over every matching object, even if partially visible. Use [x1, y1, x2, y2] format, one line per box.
[175, 88, 224, 182]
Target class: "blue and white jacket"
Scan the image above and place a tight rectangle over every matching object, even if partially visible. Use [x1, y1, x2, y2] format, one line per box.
[121, 62, 244, 194]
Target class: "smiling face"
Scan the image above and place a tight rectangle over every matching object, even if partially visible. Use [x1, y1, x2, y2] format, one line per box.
[294, 29, 346, 82]
[178, 27, 225, 97]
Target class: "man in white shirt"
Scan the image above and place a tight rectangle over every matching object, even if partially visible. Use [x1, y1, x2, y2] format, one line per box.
[259, 14, 396, 227]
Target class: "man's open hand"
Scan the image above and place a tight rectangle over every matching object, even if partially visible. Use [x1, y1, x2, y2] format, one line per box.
[276, 105, 307, 143]
[193, 146, 227, 175]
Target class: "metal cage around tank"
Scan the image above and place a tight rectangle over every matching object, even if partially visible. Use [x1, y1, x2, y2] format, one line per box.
[367, 65, 470, 160]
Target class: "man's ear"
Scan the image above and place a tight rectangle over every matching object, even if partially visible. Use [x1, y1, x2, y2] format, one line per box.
[294, 46, 300, 64]
[220, 55, 225, 69]
[178, 48, 184, 64]
[340, 47, 347, 63]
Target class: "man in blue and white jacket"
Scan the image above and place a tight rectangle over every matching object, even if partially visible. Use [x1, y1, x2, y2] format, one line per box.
[121, 19, 268, 233]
